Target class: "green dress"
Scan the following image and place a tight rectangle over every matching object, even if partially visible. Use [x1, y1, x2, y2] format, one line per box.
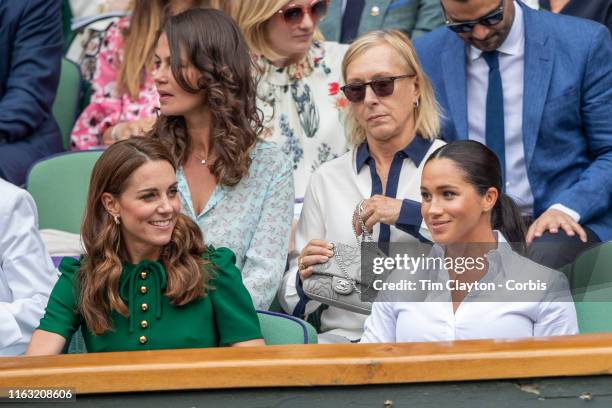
[38, 246, 262, 352]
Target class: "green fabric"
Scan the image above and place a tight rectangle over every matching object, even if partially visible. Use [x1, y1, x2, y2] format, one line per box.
[319, 0, 444, 42]
[257, 313, 318, 345]
[52, 58, 82, 150]
[38, 246, 263, 352]
[27, 150, 103, 233]
[567, 243, 612, 333]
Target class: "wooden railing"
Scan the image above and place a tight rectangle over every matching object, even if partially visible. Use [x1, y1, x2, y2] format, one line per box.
[2, 333, 612, 394]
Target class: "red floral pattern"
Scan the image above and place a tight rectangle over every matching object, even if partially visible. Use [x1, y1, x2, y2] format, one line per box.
[328, 82, 340, 96]
[70, 18, 159, 150]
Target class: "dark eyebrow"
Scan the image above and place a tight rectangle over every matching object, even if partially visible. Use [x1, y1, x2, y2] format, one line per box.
[137, 188, 159, 194]
[436, 184, 460, 190]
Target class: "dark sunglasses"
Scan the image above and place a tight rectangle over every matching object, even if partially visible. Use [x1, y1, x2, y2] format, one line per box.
[444, 0, 505, 33]
[341, 74, 415, 103]
[277, 0, 329, 27]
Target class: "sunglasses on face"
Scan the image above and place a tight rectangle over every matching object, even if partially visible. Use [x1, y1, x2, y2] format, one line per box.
[444, 0, 505, 33]
[277, 0, 329, 27]
[341, 74, 415, 103]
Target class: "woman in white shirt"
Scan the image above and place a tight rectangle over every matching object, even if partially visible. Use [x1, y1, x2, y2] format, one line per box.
[279, 30, 445, 343]
[361, 140, 578, 343]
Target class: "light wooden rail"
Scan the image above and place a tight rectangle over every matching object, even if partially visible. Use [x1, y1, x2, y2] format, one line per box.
[2, 333, 612, 394]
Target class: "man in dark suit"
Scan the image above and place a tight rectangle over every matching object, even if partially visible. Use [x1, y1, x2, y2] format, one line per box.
[0, 0, 63, 185]
[414, 0, 612, 268]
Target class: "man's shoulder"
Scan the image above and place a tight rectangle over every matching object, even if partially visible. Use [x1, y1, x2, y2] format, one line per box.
[525, 5, 609, 47]
[414, 26, 454, 51]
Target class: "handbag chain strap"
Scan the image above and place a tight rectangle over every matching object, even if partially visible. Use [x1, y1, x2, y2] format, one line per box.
[333, 200, 373, 294]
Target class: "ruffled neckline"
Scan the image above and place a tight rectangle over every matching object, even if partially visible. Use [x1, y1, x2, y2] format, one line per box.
[256, 41, 327, 85]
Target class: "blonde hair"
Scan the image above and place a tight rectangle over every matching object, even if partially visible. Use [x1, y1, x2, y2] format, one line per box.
[341, 30, 441, 146]
[232, 0, 325, 61]
[119, 0, 234, 99]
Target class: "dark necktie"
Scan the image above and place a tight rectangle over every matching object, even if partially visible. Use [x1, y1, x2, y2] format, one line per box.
[483, 51, 506, 185]
[340, 0, 366, 43]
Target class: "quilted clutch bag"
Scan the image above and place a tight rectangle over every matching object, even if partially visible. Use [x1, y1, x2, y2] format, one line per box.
[302, 201, 386, 315]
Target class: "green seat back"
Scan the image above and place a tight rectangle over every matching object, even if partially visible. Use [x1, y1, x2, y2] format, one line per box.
[257, 311, 318, 345]
[27, 151, 103, 233]
[52, 58, 83, 150]
[567, 243, 612, 333]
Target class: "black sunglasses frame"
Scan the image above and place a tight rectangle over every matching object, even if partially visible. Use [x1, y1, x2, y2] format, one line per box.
[443, 0, 505, 33]
[341, 74, 415, 103]
[276, 0, 329, 26]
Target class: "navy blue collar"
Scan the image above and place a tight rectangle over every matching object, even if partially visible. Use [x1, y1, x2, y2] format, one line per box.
[355, 135, 433, 172]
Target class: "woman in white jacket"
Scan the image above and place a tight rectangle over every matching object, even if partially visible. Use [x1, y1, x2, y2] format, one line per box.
[0, 179, 56, 355]
[279, 30, 444, 343]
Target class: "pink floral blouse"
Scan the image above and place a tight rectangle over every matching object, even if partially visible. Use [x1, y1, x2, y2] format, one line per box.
[70, 17, 159, 150]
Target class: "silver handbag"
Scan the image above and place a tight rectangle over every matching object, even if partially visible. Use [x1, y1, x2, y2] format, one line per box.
[302, 201, 386, 315]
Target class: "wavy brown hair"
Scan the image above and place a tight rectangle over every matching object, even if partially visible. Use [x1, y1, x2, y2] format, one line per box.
[151, 8, 262, 186]
[119, 0, 236, 99]
[80, 138, 212, 335]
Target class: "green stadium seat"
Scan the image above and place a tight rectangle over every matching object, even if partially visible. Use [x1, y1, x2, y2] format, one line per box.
[256, 310, 318, 345]
[52, 58, 83, 150]
[26, 150, 103, 234]
[566, 243, 612, 333]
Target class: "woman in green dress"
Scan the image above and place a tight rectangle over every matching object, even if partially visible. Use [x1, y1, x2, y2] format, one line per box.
[27, 138, 264, 354]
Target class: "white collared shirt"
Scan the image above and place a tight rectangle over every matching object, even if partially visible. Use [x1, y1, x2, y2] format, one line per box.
[0, 180, 57, 356]
[361, 232, 579, 343]
[522, 0, 539, 9]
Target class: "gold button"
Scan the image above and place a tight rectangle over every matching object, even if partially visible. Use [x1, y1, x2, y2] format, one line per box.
[370, 6, 380, 16]
[140, 286, 147, 294]
[141, 303, 148, 312]
[140, 271, 148, 280]
[139, 336, 147, 344]
[141, 320, 148, 329]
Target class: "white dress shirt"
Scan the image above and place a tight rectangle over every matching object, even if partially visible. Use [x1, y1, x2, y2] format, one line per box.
[0, 180, 57, 356]
[279, 138, 445, 342]
[466, 2, 579, 221]
[522, 0, 539, 9]
[361, 232, 579, 343]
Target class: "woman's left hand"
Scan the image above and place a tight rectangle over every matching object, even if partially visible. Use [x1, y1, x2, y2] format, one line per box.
[354, 195, 403, 235]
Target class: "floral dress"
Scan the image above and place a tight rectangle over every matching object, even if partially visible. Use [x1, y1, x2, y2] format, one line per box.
[70, 17, 159, 150]
[256, 41, 350, 202]
[177, 141, 294, 310]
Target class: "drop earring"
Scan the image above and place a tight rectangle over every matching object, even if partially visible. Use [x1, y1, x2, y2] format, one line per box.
[113, 214, 120, 225]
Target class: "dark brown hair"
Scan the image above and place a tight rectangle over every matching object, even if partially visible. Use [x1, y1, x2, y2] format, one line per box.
[119, 0, 235, 99]
[426, 140, 526, 251]
[151, 8, 262, 186]
[80, 137, 212, 335]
